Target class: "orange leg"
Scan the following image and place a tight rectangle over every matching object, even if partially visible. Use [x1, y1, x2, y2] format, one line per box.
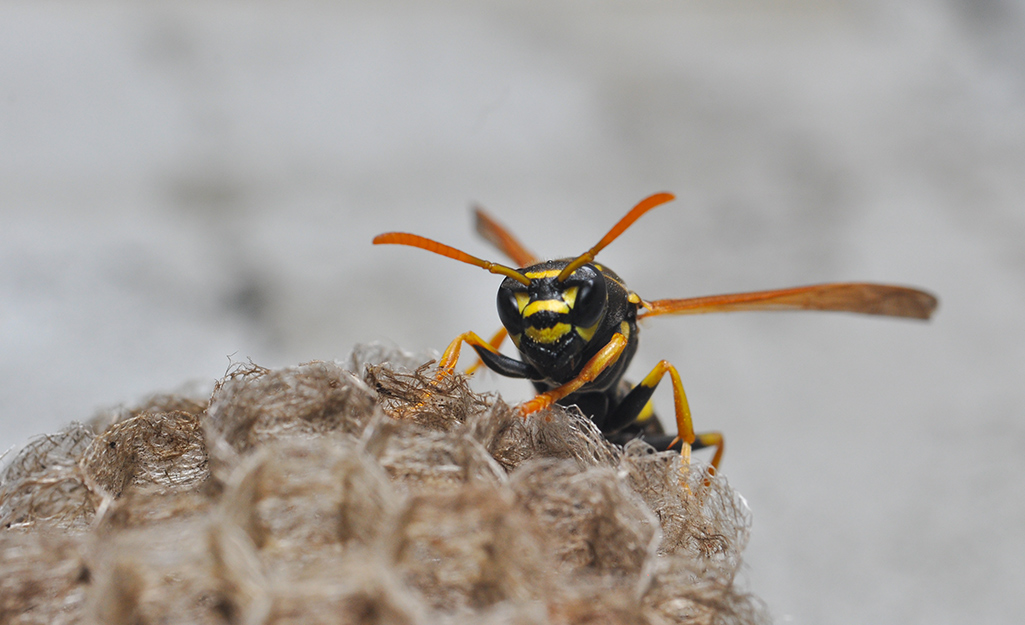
[693, 431, 724, 474]
[634, 361, 693, 467]
[436, 331, 504, 376]
[630, 360, 724, 472]
[392, 331, 506, 416]
[519, 333, 628, 417]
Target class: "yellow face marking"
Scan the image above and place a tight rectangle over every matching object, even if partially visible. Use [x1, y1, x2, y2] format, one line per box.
[561, 286, 579, 309]
[524, 269, 561, 280]
[525, 323, 572, 344]
[575, 321, 599, 343]
[514, 292, 530, 314]
[524, 299, 570, 317]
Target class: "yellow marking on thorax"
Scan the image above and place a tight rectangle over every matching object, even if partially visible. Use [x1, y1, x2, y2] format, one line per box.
[524, 299, 570, 317]
[525, 323, 572, 344]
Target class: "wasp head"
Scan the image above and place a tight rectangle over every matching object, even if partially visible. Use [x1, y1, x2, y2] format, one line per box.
[496, 261, 609, 376]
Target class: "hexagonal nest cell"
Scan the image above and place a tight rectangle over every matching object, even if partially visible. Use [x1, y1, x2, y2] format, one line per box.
[0, 345, 767, 625]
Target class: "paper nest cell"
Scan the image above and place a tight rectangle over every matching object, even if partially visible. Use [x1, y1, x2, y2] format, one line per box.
[0, 344, 767, 625]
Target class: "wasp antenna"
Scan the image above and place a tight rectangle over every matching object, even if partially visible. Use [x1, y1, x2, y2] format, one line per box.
[557, 192, 676, 282]
[373, 232, 531, 286]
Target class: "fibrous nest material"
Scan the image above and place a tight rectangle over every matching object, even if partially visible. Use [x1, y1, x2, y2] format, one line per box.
[0, 344, 767, 625]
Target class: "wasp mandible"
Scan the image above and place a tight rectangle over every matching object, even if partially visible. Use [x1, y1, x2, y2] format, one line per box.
[374, 193, 938, 470]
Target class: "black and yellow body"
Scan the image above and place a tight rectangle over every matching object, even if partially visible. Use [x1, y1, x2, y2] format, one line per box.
[473, 259, 673, 446]
[373, 192, 938, 473]
[373, 193, 728, 467]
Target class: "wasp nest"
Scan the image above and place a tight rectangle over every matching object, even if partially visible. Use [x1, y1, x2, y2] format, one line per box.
[0, 345, 766, 625]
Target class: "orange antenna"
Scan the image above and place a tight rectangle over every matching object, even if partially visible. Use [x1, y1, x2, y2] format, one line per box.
[373, 232, 531, 286]
[557, 192, 676, 282]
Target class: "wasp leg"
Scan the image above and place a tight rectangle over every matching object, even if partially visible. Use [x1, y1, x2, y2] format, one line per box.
[640, 432, 725, 473]
[694, 431, 724, 473]
[520, 333, 628, 417]
[465, 327, 508, 375]
[608, 360, 725, 471]
[437, 331, 535, 380]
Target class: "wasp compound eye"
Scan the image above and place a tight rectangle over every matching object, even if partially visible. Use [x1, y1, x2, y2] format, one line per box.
[497, 285, 525, 334]
[570, 273, 608, 329]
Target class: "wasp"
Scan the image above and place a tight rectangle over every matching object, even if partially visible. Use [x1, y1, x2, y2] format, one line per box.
[374, 193, 937, 470]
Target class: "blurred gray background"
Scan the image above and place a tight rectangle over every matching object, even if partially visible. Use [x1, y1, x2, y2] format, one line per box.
[2, 1, 1023, 623]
